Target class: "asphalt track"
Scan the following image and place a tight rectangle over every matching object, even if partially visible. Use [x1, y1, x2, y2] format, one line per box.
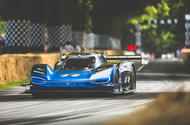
[0, 72, 190, 125]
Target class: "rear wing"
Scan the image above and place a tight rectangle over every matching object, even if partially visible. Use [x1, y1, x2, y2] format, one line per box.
[104, 55, 149, 71]
[105, 55, 141, 60]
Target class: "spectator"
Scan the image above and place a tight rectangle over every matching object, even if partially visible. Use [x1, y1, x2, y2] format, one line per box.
[60, 43, 66, 54]
[176, 49, 182, 59]
[0, 35, 5, 54]
[150, 53, 155, 60]
[74, 43, 81, 52]
[60, 41, 75, 53]
[64, 41, 74, 52]
[44, 42, 49, 53]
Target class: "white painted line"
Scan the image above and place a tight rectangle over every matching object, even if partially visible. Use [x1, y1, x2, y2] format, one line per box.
[137, 72, 190, 77]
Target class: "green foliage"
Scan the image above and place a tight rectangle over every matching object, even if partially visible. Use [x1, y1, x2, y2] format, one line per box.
[0, 0, 189, 53]
[129, 0, 171, 28]
[128, 0, 186, 56]
[78, 0, 93, 10]
[157, 0, 170, 17]
[0, 79, 29, 90]
[0, 15, 5, 35]
[0, 21, 5, 35]
[85, 0, 94, 10]
[0, 16, 5, 35]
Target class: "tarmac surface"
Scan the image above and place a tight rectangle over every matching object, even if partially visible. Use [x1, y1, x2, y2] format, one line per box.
[0, 60, 190, 125]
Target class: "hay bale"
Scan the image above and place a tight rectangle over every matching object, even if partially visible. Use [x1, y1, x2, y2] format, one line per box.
[0, 53, 59, 84]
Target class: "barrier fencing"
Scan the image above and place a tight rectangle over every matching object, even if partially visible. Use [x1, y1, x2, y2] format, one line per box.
[4, 20, 121, 52]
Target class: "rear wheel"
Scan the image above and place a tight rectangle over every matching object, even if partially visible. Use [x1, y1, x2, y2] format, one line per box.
[121, 66, 136, 91]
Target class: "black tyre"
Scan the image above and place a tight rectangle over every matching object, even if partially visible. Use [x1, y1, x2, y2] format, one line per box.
[121, 66, 136, 90]
[121, 71, 131, 90]
[113, 69, 120, 94]
[131, 66, 136, 89]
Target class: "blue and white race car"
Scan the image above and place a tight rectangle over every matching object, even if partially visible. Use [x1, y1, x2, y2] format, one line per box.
[30, 51, 147, 97]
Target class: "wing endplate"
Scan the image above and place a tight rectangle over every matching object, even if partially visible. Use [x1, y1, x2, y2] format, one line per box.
[105, 55, 149, 71]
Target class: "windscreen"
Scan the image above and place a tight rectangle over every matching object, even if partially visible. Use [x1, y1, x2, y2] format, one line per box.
[63, 57, 96, 71]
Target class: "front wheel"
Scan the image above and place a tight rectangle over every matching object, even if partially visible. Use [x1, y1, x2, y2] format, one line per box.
[131, 66, 136, 90]
[113, 69, 120, 94]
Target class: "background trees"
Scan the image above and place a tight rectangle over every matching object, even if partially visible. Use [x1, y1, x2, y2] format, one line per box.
[0, 0, 189, 56]
[126, 0, 187, 56]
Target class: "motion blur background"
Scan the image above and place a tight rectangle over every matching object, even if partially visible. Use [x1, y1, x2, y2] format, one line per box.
[0, 1, 190, 125]
[0, 0, 190, 58]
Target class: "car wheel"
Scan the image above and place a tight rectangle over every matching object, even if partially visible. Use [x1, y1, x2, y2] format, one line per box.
[130, 66, 136, 90]
[121, 71, 131, 90]
[121, 66, 136, 91]
[113, 69, 120, 94]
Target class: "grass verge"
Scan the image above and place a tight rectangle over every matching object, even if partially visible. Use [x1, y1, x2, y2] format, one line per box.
[104, 91, 190, 125]
[0, 79, 29, 90]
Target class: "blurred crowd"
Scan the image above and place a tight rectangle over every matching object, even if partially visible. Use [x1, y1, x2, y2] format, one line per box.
[161, 49, 182, 60]
[59, 41, 81, 54]
[43, 41, 81, 54]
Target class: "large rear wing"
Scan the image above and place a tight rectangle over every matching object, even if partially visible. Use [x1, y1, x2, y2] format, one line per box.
[104, 55, 149, 71]
[105, 55, 141, 60]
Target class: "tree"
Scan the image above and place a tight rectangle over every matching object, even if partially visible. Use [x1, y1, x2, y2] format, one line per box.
[0, 16, 5, 35]
[0, 0, 189, 53]
[90, 0, 153, 50]
[127, 0, 187, 56]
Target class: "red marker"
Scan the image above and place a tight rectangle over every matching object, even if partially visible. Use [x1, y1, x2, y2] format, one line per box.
[127, 46, 136, 50]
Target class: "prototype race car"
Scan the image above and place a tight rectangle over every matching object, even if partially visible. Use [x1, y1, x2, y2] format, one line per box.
[30, 51, 148, 97]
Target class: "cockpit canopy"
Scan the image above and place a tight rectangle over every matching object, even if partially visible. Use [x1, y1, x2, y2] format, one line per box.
[56, 51, 107, 71]
[64, 57, 96, 71]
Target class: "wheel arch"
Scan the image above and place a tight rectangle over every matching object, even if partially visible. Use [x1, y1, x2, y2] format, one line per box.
[119, 61, 135, 73]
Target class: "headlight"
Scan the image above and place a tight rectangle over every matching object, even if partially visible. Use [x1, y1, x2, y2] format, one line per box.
[31, 76, 46, 84]
[32, 64, 47, 75]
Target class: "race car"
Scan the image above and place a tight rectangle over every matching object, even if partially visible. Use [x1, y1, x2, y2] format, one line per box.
[30, 51, 148, 97]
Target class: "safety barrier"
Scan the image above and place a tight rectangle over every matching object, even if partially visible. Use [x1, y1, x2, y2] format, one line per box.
[0, 53, 59, 84]
[182, 49, 190, 61]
